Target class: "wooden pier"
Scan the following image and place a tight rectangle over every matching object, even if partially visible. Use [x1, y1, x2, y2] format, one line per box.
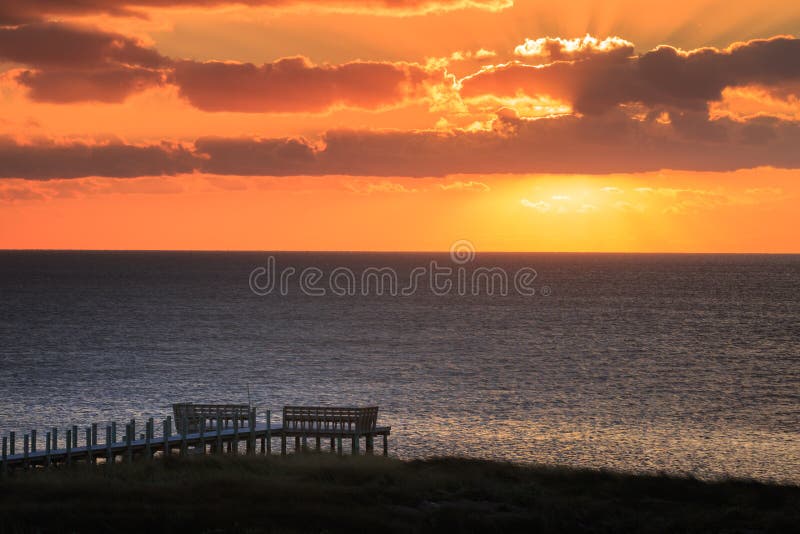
[1, 406, 391, 473]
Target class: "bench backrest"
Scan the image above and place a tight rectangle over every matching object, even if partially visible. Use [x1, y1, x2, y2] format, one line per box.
[282, 406, 379, 433]
[172, 403, 251, 434]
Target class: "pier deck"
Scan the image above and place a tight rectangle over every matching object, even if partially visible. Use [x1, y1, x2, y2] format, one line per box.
[2, 413, 391, 472]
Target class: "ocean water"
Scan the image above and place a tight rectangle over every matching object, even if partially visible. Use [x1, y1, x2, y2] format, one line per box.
[1, 251, 798, 484]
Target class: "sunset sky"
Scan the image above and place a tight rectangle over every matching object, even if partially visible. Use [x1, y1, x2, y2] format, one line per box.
[1, 0, 799, 251]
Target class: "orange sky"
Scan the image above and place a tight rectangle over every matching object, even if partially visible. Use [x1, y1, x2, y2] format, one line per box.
[1, 0, 799, 252]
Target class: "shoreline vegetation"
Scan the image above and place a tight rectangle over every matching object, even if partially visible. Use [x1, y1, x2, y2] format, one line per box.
[1, 455, 798, 533]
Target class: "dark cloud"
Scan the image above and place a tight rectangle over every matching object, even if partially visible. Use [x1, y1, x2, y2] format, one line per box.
[0, 137, 196, 179]
[0, 23, 170, 103]
[4, 111, 799, 179]
[173, 57, 435, 112]
[195, 112, 800, 176]
[16, 67, 166, 103]
[0, 1, 509, 24]
[1, 22, 433, 109]
[462, 36, 800, 114]
[0, 23, 168, 68]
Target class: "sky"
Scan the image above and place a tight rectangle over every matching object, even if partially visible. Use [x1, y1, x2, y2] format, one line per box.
[1, 0, 799, 252]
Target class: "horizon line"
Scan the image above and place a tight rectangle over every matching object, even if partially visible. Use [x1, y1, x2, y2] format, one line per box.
[1, 248, 799, 255]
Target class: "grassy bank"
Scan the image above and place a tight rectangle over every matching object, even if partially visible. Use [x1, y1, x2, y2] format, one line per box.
[1, 455, 798, 533]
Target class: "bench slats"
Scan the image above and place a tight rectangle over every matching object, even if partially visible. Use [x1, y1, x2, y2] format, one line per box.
[173, 403, 251, 434]
[282, 406, 379, 434]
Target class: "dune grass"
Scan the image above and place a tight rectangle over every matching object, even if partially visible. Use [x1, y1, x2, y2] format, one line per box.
[1, 454, 798, 533]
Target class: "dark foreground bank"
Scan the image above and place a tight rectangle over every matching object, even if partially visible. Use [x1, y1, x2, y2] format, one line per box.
[1, 455, 798, 533]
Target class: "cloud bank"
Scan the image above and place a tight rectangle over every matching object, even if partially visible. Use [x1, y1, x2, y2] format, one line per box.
[462, 35, 800, 114]
[3, 111, 800, 179]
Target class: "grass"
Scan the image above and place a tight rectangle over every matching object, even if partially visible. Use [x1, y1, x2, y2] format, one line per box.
[1, 454, 798, 533]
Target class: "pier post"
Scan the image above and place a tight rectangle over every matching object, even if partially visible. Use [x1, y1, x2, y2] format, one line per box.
[259, 410, 265, 454]
[1, 437, 6, 476]
[315, 436, 321, 452]
[92, 423, 98, 447]
[249, 408, 256, 455]
[106, 426, 113, 467]
[295, 436, 301, 454]
[180, 415, 187, 457]
[85, 427, 92, 464]
[301, 436, 307, 454]
[145, 419, 152, 460]
[9, 432, 15, 456]
[352, 434, 359, 456]
[366, 435, 374, 455]
[232, 415, 239, 455]
[111, 422, 116, 444]
[31, 430, 37, 453]
[281, 434, 286, 456]
[330, 437, 335, 453]
[72, 425, 78, 448]
[51, 428, 57, 452]
[125, 424, 132, 463]
[337, 435, 343, 456]
[66, 430, 72, 465]
[162, 419, 170, 457]
[266, 410, 272, 455]
[23, 434, 29, 469]
[199, 418, 205, 455]
[383, 434, 388, 457]
[215, 410, 222, 456]
[45, 432, 51, 467]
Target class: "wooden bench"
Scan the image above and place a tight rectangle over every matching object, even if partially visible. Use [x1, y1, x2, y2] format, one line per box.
[280, 406, 390, 456]
[172, 403, 252, 434]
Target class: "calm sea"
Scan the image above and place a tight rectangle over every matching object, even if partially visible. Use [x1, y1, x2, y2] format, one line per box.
[1, 251, 798, 483]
